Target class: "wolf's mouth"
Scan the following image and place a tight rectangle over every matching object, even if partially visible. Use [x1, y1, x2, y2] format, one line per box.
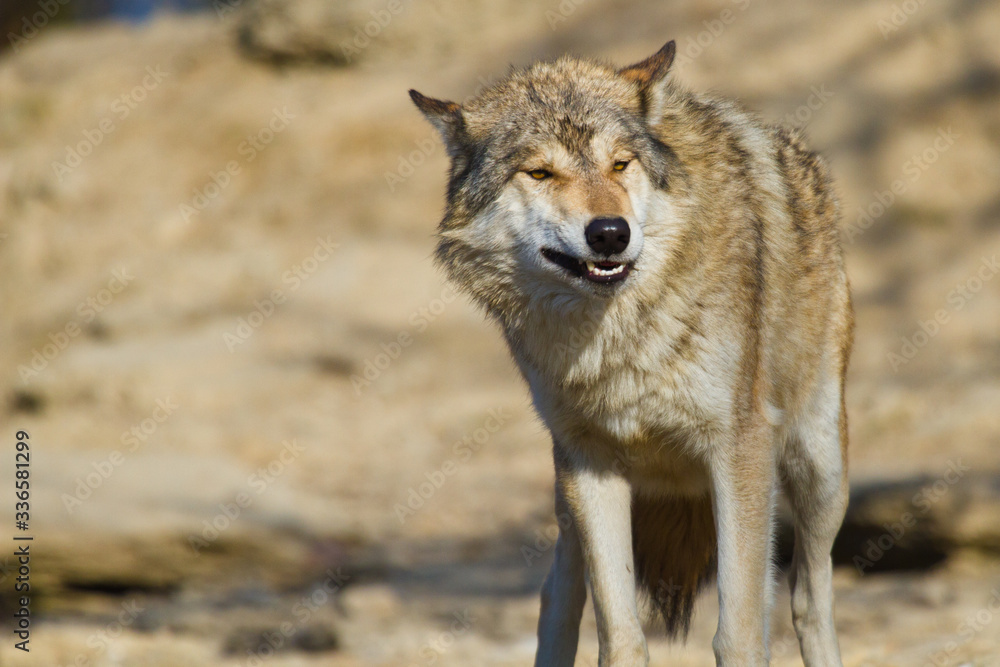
[540, 248, 632, 284]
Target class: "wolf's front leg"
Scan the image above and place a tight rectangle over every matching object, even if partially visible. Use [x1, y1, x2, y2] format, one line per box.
[710, 420, 777, 666]
[550, 445, 647, 667]
[535, 486, 586, 667]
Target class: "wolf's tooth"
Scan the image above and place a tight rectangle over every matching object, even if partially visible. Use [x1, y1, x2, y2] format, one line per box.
[586, 261, 596, 272]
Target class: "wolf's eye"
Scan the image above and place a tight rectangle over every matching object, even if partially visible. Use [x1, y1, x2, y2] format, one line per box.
[613, 160, 630, 172]
[528, 169, 552, 180]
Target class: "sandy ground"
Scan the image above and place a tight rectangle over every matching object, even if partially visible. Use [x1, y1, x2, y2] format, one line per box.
[1, 0, 999, 664]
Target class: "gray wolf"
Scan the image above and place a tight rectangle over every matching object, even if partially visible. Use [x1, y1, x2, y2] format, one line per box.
[410, 40, 853, 666]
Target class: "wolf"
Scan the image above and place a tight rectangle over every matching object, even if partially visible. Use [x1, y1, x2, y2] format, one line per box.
[411, 40, 853, 666]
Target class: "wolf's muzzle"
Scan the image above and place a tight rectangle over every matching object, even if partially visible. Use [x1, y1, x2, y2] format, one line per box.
[540, 248, 632, 284]
[585, 217, 630, 256]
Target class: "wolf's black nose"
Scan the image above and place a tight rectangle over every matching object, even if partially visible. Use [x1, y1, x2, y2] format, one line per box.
[585, 217, 630, 256]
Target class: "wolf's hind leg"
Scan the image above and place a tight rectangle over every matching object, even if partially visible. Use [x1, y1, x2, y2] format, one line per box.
[781, 393, 847, 667]
[534, 486, 587, 667]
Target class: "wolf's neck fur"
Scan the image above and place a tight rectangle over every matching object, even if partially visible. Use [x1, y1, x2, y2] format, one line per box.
[436, 84, 782, 437]
[497, 221, 713, 416]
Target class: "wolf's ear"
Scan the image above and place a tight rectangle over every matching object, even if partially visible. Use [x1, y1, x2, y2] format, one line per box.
[618, 40, 676, 123]
[409, 89, 466, 157]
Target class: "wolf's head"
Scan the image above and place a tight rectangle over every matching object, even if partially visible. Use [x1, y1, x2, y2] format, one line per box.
[411, 42, 683, 319]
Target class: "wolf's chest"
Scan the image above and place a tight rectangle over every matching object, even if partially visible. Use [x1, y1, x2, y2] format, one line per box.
[511, 300, 732, 453]
[528, 367, 715, 495]
[527, 354, 717, 444]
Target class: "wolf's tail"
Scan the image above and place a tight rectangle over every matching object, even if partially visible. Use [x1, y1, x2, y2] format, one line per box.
[631, 493, 717, 638]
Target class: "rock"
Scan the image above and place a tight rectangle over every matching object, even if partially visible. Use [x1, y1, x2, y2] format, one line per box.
[341, 583, 401, 621]
[223, 623, 340, 655]
[236, 0, 372, 65]
[234, 0, 547, 67]
[831, 473, 1000, 574]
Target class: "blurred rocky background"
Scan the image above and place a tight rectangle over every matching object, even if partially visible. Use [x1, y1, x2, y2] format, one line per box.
[1, 0, 999, 664]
